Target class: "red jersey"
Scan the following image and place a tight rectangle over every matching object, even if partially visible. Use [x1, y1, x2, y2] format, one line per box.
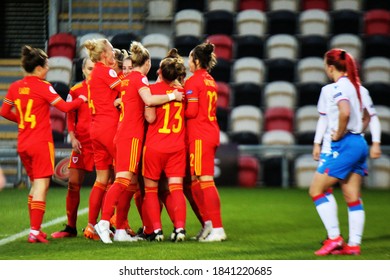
[184, 69, 220, 146]
[1, 76, 83, 150]
[88, 62, 121, 127]
[66, 80, 91, 143]
[115, 71, 149, 142]
[145, 81, 185, 152]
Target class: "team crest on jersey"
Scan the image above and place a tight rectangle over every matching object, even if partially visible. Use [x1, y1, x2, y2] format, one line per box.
[186, 90, 193, 95]
[49, 86, 57, 94]
[332, 151, 339, 159]
[333, 92, 342, 98]
[109, 69, 118, 78]
[72, 156, 79, 164]
[142, 76, 149, 85]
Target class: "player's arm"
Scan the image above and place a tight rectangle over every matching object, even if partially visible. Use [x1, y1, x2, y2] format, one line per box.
[53, 95, 86, 112]
[369, 114, 382, 159]
[184, 81, 199, 119]
[332, 100, 350, 141]
[313, 114, 327, 161]
[139, 86, 183, 107]
[144, 105, 156, 124]
[0, 98, 17, 122]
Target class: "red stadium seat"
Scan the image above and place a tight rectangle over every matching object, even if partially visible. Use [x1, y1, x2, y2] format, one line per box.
[238, 0, 267, 11]
[206, 34, 234, 61]
[301, 0, 329, 10]
[216, 81, 230, 109]
[364, 9, 390, 35]
[238, 155, 260, 187]
[50, 107, 66, 143]
[47, 33, 77, 60]
[264, 107, 294, 132]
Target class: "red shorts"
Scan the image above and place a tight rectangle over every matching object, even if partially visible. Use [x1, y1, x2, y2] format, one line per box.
[142, 146, 186, 180]
[189, 139, 217, 176]
[115, 137, 143, 173]
[90, 125, 116, 170]
[68, 141, 94, 172]
[18, 141, 55, 180]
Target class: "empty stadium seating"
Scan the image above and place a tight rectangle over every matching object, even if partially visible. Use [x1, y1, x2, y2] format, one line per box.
[362, 57, 390, 83]
[174, 9, 204, 38]
[297, 82, 323, 107]
[238, 155, 260, 187]
[264, 81, 296, 109]
[266, 58, 296, 83]
[175, 0, 205, 12]
[295, 105, 319, 145]
[295, 154, 317, 188]
[299, 35, 328, 58]
[235, 35, 264, 59]
[210, 58, 232, 83]
[204, 10, 235, 35]
[333, 0, 361, 11]
[231, 82, 262, 108]
[264, 107, 294, 132]
[47, 33, 77, 60]
[238, 0, 267, 11]
[331, 9, 362, 35]
[230, 105, 263, 144]
[267, 10, 297, 35]
[364, 82, 390, 106]
[302, 0, 330, 10]
[232, 57, 265, 85]
[329, 33, 362, 61]
[266, 34, 298, 59]
[269, 0, 299, 11]
[173, 35, 201, 57]
[147, 0, 174, 20]
[46, 56, 73, 85]
[216, 81, 231, 109]
[236, 9, 267, 37]
[50, 107, 67, 143]
[217, 107, 229, 132]
[364, 9, 390, 35]
[206, 34, 234, 61]
[364, 155, 390, 189]
[141, 33, 171, 59]
[363, 35, 390, 58]
[299, 9, 330, 36]
[110, 32, 139, 51]
[297, 57, 328, 84]
[207, 0, 237, 12]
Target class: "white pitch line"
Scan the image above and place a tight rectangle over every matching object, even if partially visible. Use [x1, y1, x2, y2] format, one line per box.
[0, 207, 89, 246]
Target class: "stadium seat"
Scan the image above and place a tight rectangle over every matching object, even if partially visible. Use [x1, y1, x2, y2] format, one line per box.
[362, 57, 390, 83]
[364, 82, 390, 106]
[141, 33, 170, 59]
[332, 0, 362, 10]
[302, 0, 330, 10]
[266, 34, 298, 60]
[207, 0, 237, 12]
[173, 35, 201, 57]
[329, 34, 362, 61]
[48, 33, 77, 60]
[363, 35, 390, 58]
[295, 154, 317, 188]
[297, 57, 327, 84]
[216, 81, 231, 109]
[296, 82, 323, 107]
[238, 155, 260, 187]
[264, 107, 294, 132]
[46, 56, 73, 85]
[231, 82, 262, 108]
[264, 81, 296, 109]
[364, 155, 390, 189]
[217, 107, 229, 132]
[147, 58, 161, 82]
[220, 130, 230, 144]
[77, 33, 107, 58]
[330, 9, 362, 35]
[233, 57, 265, 85]
[238, 0, 267, 11]
[51, 81, 70, 101]
[266, 58, 295, 83]
[210, 58, 232, 83]
[206, 34, 234, 61]
[181, 56, 193, 80]
[230, 105, 263, 144]
[205, 10, 235, 36]
[175, 0, 205, 12]
[267, 10, 298, 35]
[364, 9, 390, 36]
[174, 9, 204, 38]
[147, 0, 174, 20]
[363, 0, 390, 11]
[236, 9, 267, 37]
[261, 130, 295, 186]
[110, 32, 139, 51]
[235, 35, 264, 59]
[295, 105, 318, 145]
[299, 35, 328, 58]
[269, 0, 299, 11]
[299, 9, 330, 36]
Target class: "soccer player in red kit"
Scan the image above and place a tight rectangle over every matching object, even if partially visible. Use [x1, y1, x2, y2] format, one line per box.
[51, 57, 95, 238]
[83, 38, 122, 239]
[184, 42, 226, 242]
[142, 48, 188, 241]
[94, 41, 183, 243]
[0, 45, 87, 243]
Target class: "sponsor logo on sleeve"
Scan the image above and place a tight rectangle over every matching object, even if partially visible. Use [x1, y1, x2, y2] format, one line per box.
[109, 69, 118, 78]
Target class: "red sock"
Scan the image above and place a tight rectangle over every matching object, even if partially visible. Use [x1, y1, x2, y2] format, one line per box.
[200, 180, 222, 228]
[66, 183, 80, 228]
[30, 201, 46, 231]
[116, 183, 137, 229]
[88, 181, 107, 225]
[168, 183, 186, 229]
[28, 195, 33, 219]
[101, 177, 129, 221]
[142, 186, 161, 232]
[191, 179, 209, 223]
[134, 189, 143, 221]
[161, 190, 174, 224]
